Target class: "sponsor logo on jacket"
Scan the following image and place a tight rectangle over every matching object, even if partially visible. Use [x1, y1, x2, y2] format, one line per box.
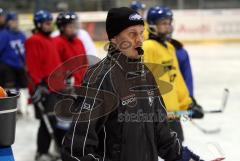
[121, 94, 137, 107]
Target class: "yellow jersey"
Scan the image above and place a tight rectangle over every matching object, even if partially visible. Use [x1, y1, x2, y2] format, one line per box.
[143, 39, 192, 111]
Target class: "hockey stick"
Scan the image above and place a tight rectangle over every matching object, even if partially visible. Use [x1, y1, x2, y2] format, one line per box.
[37, 102, 55, 140]
[170, 88, 230, 117]
[211, 158, 225, 161]
[168, 89, 229, 134]
[204, 88, 229, 114]
[207, 142, 225, 161]
[37, 101, 63, 160]
[167, 111, 221, 134]
[190, 120, 221, 134]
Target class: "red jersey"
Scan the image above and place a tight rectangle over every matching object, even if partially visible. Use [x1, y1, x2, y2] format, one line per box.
[53, 35, 88, 85]
[25, 32, 62, 92]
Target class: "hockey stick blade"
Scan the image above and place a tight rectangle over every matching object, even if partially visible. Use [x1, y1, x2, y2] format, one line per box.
[211, 158, 225, 161]
[191, 121, 221, 134]
[204, 88, 229, 114]
[204, 110, 223, 114]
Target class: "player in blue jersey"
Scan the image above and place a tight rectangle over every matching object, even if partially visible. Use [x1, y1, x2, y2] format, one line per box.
[0, 12, 27, 89]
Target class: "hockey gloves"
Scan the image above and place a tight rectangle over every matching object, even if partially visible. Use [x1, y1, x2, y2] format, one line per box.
[32, 80, 49, 104]
[188, 97, 204, 119]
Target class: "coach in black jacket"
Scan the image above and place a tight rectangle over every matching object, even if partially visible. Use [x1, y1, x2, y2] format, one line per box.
[61, 7, 202, 161]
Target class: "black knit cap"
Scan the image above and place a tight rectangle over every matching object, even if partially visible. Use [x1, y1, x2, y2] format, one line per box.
[106, 7, 144, 40]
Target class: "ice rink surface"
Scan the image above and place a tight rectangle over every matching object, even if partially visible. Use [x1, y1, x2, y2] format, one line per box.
[12, 43, 240, 161]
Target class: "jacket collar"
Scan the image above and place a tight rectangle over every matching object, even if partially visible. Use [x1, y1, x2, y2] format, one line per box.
[107, 43, 145, 79]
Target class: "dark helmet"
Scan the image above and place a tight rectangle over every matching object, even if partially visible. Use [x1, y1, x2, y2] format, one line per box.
[147, 6, 173, 37]
[33, 10, 53, 28]
[129, 1, 146, 11]
[6, 12, 18, 22]
[147, 6, 173, 25]
[56, 11, 78, 30]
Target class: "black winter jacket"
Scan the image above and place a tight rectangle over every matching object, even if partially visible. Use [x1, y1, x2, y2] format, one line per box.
[61, 46, 182, 161]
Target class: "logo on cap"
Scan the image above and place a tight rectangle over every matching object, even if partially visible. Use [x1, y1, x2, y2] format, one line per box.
[129, 13, 143, 21]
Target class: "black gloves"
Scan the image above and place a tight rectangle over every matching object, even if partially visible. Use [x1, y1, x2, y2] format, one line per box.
[188, 97, 204, 119]
[32, 80, 49, 104]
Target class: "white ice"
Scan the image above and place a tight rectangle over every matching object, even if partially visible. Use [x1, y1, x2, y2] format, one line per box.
[12, 43, 240, 161]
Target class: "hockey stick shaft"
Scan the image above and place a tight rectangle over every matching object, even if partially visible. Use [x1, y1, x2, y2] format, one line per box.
[37, 102, 55, 138]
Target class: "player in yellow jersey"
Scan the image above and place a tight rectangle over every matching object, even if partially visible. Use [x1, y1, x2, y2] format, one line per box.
[143, 6, 192, 142]
[165, 6, 204, 120]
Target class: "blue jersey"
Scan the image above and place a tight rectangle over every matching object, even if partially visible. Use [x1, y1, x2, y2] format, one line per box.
[176, 47, 193, 97]
[170, 39, 194, 97]
[0, 29, 26, 69]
